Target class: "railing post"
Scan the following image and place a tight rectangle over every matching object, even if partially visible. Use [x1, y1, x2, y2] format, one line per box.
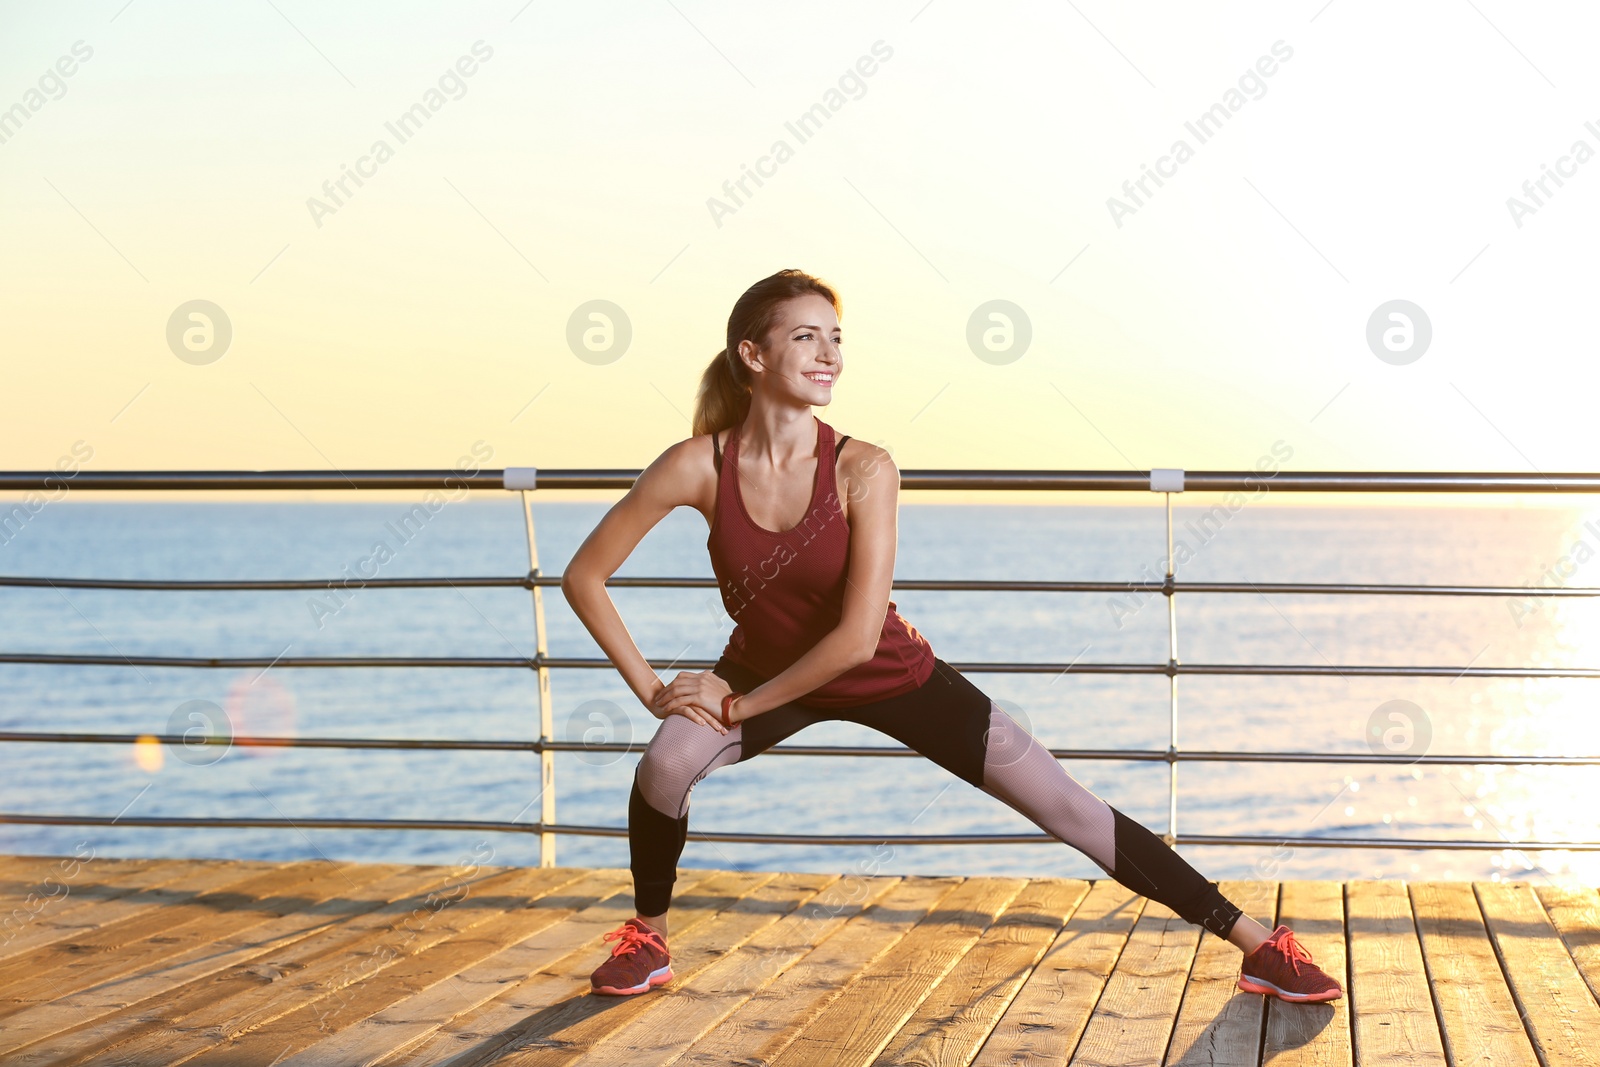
[518, 486, 557, 867]
[1151, 470, 1185, 848]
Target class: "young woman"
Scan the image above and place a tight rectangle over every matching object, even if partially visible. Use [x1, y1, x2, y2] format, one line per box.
[560, 269, 1342, 1004]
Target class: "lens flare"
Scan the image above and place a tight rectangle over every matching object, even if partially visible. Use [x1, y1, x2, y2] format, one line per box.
[225, 673, 298, 758]
[133, 734, 164, 774]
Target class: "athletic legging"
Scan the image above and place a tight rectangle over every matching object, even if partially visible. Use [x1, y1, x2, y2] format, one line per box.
[628, 656, 1245, 941]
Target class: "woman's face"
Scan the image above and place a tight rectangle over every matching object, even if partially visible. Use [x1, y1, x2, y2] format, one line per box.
[739, 293, 841, 407]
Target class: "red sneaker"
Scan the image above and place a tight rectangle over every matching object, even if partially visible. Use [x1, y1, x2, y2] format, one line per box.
[590, 918, 673, 996]
[1237, 924, 1344, 1003]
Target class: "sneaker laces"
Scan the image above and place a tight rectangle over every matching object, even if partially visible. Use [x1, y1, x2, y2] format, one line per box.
[601, 921, 666, 960]
[1268, 929, 1315, 975]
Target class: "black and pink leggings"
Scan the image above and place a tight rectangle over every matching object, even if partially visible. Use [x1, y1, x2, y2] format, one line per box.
[628, 656, 1244, 941]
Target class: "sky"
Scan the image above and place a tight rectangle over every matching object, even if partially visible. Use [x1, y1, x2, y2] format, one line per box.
[2, 1, 1598, 505]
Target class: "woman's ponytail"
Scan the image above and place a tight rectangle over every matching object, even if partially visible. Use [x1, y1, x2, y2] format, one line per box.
[692, 347, 750, 438]
[690, 269, 840, 438]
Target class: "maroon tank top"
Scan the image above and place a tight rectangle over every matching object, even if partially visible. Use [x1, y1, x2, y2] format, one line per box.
[708, 415, 935, 708]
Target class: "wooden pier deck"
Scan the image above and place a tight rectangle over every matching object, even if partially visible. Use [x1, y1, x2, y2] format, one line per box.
[1, 852, 1598, 1065]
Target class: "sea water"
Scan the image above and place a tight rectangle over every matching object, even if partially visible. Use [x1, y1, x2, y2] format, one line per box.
[2, 498, 1597, 890]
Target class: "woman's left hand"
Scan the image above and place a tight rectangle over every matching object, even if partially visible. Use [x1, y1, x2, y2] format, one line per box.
[651, 670, 735, 727]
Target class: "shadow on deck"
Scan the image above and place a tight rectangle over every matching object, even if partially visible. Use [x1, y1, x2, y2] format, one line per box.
[0, 851, 1597, 1065]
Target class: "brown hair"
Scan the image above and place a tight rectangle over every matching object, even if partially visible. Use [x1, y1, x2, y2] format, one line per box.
[691, 268, 841, 437]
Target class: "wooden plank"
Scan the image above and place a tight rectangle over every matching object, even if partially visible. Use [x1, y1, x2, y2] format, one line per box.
[765, 876, 1027, 1067]
[1410, 881, 1538, 1067]
[873, 877, 1087, 1067]
[1477, 879, 1600, 1067]
[0, 858, 261, 961]
[479, 871, 841, 1067]
[0, 856, 165, 908]
[0, 854, 73, 884]
[1065, 897, 1202, 1067]
[0, 854, 257, 895]
[14, 860, 519, 1067]
[1260, 880, 1350, 1067]
[1534, 883, 1600, 1006]
[19, 853, 1597, 1067]
[972, 879, 1148, 1066]
[265, 869, 654, 1067]
[0, 856, 193, 907]
[375, 868, 778, 1067]
[0, 858, 310, 1006]
[175, 868, 626, 1066]
[0, 859, 417, 1059]
[0, 858, 185, 955]
[579, 873, 908, 1067]
[1163, 879, 1277, 1067]
[60, 863, 583, 1067]
[675, 876, 960, 1067]
[1345, 880, 1447, 1066]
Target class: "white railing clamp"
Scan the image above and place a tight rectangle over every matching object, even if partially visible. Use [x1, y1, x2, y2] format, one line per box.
[1150, 468, 1184, 493]
[503, 467, 538, 491]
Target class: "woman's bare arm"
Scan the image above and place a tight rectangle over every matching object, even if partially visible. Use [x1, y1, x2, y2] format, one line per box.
[559, 437, 728, 734]
[653, 441, 900, 722]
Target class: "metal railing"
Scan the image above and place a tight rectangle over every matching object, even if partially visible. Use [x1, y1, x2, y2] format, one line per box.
[3, 465, 1599, 863]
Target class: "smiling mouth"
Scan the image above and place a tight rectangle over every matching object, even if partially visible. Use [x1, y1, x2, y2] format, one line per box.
[803, 371, 835, 386]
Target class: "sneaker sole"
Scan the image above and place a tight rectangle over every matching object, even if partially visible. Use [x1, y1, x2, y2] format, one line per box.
[1238, 974, 1342, 1003]
[592, 964, 673, 996]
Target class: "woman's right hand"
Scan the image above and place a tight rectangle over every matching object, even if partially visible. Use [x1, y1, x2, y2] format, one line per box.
[644, 671, 731, 735]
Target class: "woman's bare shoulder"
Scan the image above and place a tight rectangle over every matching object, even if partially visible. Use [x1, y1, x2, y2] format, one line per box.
[647, 433, 718, 477]
[635, 433, 720, 512]
[837, 436, 896, 479]
[835, 436, 897, 524]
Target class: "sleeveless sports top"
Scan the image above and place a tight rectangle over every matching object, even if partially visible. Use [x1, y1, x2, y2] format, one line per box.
[708, 415, 935, 708]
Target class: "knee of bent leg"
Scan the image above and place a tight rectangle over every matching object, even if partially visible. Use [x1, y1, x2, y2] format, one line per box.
[636, 717, 719, 819]
[636, 748, 693, 820]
